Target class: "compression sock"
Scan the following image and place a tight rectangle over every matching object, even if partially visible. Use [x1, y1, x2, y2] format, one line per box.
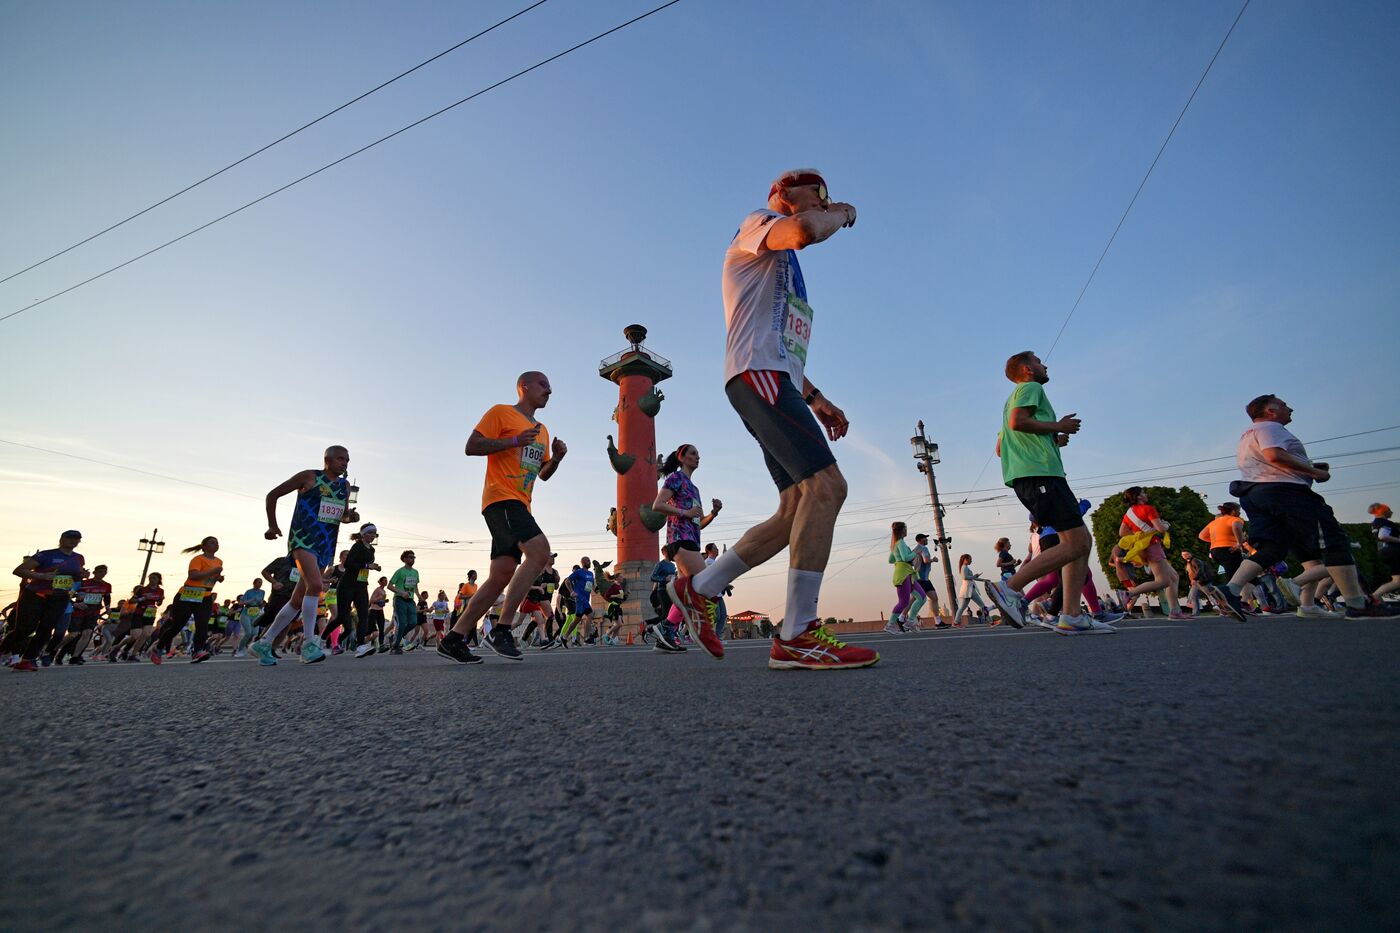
[782, 569, 822, 641]
[693, 549, 749, 597]
[300, 596, 319, 641]
[261, 602, 298, 644]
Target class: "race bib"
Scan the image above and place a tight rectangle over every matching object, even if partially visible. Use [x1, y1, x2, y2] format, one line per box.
[143, 606, 158, 619]
[247, 606, 264, 620]
[52, 574, 74, 591]
[521, 441, 545, 478]
[179, 586, 206, 602]
[783, 292, 814, 366]
[290, 568, 301, 583]
[318, 498, 345, 524]
[325, 591, 338, 607]
[82, 592, 104, 605]
[357, 569, 369, 583]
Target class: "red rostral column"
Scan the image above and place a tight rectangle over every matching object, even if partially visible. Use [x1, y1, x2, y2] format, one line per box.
[599, 324, 672, 633]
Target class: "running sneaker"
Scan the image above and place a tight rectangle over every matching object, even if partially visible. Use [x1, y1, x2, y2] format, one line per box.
[667, 576, 719, 636]
[1053, 613, 1115, 635]
[882, 620, 902, 636]
[689, 615, 724, 660]
[436, 634, 482, 664]
[982, 580, 1026, 628]
[486, 627, 523, 661]
[1345, 601, 1400, 619]
[1166, 612, 1192, 621]
[1297, 604, 1345, 619]
[300, 641, 326, 664]
[651, 623, 685, 653]
[355, 643, 377, 659]
[69, 657, 85, 666]
[1216, 587, 1251, 622]
[250, 641, 276, 666]
[148, 648, 163, 665]
[390, 646, 403, 655]
[11, 659, 38, 672]
[232, 649, 247, 659]
[39, 653, 53, 667]
[1093, 609, 1127, 625]
[768, 625, 880, 671]
[190, 650, 211, 664]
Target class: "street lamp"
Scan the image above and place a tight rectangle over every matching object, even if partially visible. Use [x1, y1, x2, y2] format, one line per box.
[136, 529, 165, 587]
[910, 422, 958, 616]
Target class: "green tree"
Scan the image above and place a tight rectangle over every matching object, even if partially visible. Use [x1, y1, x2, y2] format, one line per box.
[1091, 486, 1213, 595]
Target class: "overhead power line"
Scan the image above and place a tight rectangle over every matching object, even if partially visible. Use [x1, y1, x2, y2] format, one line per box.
[0, 0, 685, 326]
[0, 0, 553, 288]
[1044, 0, 1252, 358]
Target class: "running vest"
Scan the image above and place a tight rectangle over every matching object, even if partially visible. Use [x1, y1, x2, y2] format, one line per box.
[288, 472, 349, 554]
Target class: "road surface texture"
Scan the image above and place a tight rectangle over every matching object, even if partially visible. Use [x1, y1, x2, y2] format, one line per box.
[2, 617, 1397, 931]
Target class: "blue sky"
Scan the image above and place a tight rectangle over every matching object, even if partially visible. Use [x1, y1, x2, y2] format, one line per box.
[2, 0, 1397, 618]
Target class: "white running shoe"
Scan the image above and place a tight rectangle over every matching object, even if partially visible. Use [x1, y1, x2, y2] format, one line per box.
[882, 620, 902, 635]
[983, 580, 1026, 628]
[354, 642, 377, 658]
[1296, 604, 1345, 619]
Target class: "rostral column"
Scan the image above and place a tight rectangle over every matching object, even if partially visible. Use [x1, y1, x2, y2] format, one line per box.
[598, 324, 672, 633]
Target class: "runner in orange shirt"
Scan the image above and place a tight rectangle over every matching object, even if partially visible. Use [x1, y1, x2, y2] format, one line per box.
[150, 537, 224, 664]
[439, 371, 567, 664]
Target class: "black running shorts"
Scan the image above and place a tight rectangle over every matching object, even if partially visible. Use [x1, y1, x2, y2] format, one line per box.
[725, 371, 837, 493]
[482, 500, 543, 563]
[1237, 482, 1353, 568]
[1011, 476, 1085, 533]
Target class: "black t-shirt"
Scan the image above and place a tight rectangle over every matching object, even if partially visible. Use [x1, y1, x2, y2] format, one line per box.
[1374, 517, 1398, 551]
[261, 556, 295, 596]
[345, 540, 375, 575]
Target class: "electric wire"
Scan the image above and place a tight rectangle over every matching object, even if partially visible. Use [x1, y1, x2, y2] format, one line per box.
[0, 0, 685, 326]
[0, 0, 553, 287]
[1044, 0, 1253, 358]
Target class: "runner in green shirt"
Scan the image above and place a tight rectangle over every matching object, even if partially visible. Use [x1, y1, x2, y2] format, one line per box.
[984, 350, 1114, 636]
[388, 553, 420, 653]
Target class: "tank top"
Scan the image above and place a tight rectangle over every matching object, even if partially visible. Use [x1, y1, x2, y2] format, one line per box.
[290, 472, 349, 540]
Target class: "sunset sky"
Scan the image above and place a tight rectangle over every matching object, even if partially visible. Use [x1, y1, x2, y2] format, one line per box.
[3, 0, 1397, 620]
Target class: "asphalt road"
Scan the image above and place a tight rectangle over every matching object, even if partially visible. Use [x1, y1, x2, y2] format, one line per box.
[2, 617, 1398, 931]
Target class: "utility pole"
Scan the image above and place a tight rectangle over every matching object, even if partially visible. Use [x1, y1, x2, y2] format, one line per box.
[910, 422, 958, 614]
[136, 528, 165, 586]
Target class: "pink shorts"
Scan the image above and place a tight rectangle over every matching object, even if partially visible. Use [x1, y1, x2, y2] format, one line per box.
[1142, 540, 1167, 564]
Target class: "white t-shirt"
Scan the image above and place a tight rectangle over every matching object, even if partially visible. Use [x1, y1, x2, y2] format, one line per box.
[721, 209, 810, 386]
[1237, 421, 1312, 486]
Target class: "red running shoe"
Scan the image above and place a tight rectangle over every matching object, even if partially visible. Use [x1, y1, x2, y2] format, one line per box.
[190, 650, 211, 664]
[148, 648, 163, 665]
[667, 576, 724, 660]
[768, 624, 880, 671]
[11, 659, 39, 672]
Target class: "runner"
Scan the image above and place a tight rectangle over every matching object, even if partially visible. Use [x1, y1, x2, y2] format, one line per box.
[886, 522, 917, 636]
[952, 554, 991, 627]
[517, 555, 557, 648]
[651, 443, 725, 656]
[387, 552, 419, 654]
[669, 168, 878, 670]
[438, 371, 568, 665]
[904, 533, 940, 630]
[4, 530, 88, 671]
[1369, 504, 1400, 601]
[325, 525, 378, 657]
[1221, 395, 1395, 620]
[1117, 488, 1188, 620]
[106, 573, 163, 662]
[148, 537, 224, 664]
[1180, 550, 1214, 615]
[52, 563, 111, 665]
[234, 578, 266, 658]
[1196, 502, 1257, 612]
[258, 555, 297, 656]
[566, 558, 596, 645]
[369, 576, 388, 651]
[453, 570, 479, 625]
[251, 445, 360, 665]
[985, 351, 1113, 635]
[429, 590, 451, 645]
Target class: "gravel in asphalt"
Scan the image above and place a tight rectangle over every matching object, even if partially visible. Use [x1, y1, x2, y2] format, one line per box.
[2, 617, 1398, 931]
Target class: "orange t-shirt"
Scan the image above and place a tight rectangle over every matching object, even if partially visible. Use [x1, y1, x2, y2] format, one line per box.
[456, 581, 478, 609]
[180, 555, 222, 601]
[475, 404, 551, 511]
[1202, 515, 1242, 549]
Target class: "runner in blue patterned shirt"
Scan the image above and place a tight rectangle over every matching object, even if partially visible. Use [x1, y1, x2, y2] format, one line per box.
[651, 444, 724, 656]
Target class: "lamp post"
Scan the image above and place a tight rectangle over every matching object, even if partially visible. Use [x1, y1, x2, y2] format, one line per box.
[910, 422, 958, 614]
[136, 529, 165, 587]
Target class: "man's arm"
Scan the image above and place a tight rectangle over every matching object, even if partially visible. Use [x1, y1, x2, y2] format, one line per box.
[539, 437, 567, 481]
[801, 377, 849, 441]
[1259, 446, 1329, 481]
[265, 470, 312, 538]
[465, 428, 536, 457]
[764, 204, 857, 251]
[1009, 406, 1080, 436]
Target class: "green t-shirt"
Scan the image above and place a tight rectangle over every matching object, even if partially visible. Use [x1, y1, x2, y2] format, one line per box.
[999, 381, 1065, 485]
[389, 567, 419, 600]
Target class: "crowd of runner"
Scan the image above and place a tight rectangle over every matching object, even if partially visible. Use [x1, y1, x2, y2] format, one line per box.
[4, 168, 1397, 673]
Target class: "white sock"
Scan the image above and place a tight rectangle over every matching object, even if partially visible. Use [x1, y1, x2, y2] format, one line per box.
[301, 596, 319, 641]
[782, 569, 823, 640]
[694, 549, 750, 597]
[261, 602, 298, 644]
